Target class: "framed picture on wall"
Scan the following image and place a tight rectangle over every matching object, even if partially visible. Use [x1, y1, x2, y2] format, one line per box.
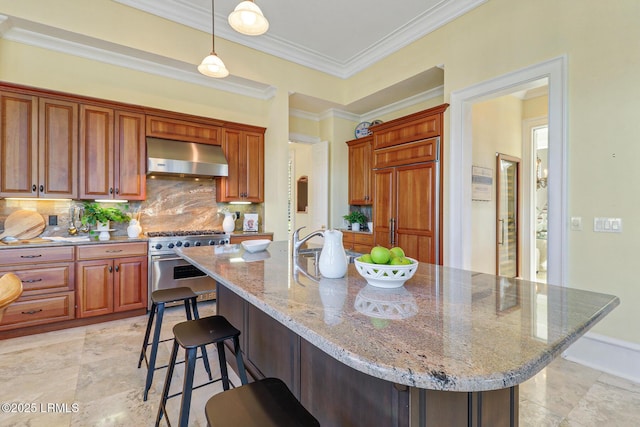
[472, 165, 493, 201]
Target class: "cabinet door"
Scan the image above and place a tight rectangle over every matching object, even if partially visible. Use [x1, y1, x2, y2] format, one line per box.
[373, 168, 395, 248]
[347, 137, 372, 205]
[243, 130, 264, 202]
[39, 97, 78, 198]
[115, 110, 146, 200]
[79, 105, 114, 199]
[0, 91, 37, 197]
[218, 129, 264, 203]
[113, 256, 148, 312]
[76, 259, 114, 318]
[395, 163, 437, 263]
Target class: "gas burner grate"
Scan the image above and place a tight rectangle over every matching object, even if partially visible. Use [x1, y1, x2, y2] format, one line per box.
[146, 230, 226, 237]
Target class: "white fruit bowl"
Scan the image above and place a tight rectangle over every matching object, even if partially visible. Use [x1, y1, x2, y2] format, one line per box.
[353, 258, 418, 288]
[241, 239, 271, 253]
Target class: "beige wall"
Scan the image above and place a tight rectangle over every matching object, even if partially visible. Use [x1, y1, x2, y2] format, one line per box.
[471, 96, 523, 274]
[2, 0, 640, 345]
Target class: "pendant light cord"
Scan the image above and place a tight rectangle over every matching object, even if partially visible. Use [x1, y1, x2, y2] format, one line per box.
[211, 0, 216, 54]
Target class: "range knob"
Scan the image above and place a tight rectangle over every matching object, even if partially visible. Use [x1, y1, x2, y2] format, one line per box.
[154, 243, 163, 250]
[183, 242, 191, 248]
[208, 240, 216, 246]
[168, 243, 175, 249]
[175, 241, 183, 247]
[195, 241, 202, 247]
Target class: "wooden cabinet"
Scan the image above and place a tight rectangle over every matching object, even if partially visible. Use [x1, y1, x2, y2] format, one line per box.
[346, 136, 373, 205]
[342, 231, 373, 254]
[0, 246, 75, 330]
[374, 162, 438, 263]
[75, 242, 147, 318]
[217, 128, 265, 203]
[0, 92, 78, 198]
[370, 104, 448, 264]
[146, 114, 222, 145]
[79, 105, 146, 200]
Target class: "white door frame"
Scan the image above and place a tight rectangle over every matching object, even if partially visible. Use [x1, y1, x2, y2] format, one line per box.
[448, 55, 567, 286]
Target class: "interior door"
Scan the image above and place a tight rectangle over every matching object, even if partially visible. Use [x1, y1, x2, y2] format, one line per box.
[496, 154, 520, 277]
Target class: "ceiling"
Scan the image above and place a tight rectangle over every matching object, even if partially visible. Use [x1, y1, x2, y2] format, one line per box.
[113, 0, 485, 115]
[115, 0, 486, 79]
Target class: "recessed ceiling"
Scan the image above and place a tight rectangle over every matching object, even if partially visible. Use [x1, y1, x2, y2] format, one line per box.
[115, 0, 486, 78]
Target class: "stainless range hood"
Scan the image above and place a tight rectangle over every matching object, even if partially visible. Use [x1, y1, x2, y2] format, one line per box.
[146, 137, 228, 177]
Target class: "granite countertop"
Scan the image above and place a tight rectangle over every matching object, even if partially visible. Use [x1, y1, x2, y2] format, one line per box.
[0, 236, 147, 249]
[177, 241, 619, 392]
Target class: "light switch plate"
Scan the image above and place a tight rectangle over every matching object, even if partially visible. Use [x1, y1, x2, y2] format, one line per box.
[570, 217, 582, 231]
[594, 217, 622, 233]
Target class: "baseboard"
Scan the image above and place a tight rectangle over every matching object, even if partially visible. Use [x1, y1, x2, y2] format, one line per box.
[562, 332, 640, 384]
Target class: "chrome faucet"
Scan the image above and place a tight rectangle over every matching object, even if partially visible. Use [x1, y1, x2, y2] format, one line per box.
[292, 226, 324, 257]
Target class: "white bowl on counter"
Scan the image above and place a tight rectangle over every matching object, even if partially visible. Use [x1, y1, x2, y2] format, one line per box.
[354, 257, 418, 288]
[241, 239, 271, 253]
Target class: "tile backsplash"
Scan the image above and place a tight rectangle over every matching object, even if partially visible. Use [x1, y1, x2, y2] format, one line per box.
[0, 177, 264, 237]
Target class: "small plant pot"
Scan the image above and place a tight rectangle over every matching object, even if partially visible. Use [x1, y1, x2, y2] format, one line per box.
[96, 221, 111, 241]
[352, 223, 361, 232]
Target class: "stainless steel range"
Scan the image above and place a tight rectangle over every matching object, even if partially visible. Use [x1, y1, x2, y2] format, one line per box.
[147, 230, 229, 308]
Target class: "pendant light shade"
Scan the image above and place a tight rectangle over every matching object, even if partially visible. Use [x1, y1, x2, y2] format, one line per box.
[228, 1, 269, 36]
[198, 53, 229, 78]
[199, 0, 229, 78]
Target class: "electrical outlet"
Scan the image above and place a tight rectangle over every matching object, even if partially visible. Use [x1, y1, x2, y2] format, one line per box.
[570, 217, 582, 231]
[593, 217, 622, 233]
[49, 215, 58, 226]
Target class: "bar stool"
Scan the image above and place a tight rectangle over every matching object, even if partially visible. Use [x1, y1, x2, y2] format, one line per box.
[138, 287, 212, 401]
[205, 377, 320, 427]
[155, 315, 249, 427]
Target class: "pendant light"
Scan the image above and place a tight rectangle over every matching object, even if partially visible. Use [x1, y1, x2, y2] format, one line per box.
[198, 0, 229, 78]
[228, 1, 269, 36]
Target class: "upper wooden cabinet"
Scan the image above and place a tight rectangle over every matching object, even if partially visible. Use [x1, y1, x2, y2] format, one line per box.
[0, 92, 78, 198]
[217, 127, 265, 203]
[146, 115, 222, 145]
[79, 105, 146, 200]
[346, 136, 373, 205]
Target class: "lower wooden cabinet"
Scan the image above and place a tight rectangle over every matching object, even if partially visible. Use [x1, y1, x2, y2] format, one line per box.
[342, 231, 373, 254]
[76, 243, 148, 318]
[0, 247, 75, 331]
[0, 291, 75, 330]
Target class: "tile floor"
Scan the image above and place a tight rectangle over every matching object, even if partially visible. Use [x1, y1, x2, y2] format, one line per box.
[0, 302, 638, 426]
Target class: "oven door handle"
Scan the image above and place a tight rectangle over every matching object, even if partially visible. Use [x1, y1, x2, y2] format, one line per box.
[151, 255, 185, 263]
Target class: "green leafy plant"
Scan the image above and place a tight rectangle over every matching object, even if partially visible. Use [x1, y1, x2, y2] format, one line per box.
[343, 211, 368, 226]
[80, 202, 130, 227]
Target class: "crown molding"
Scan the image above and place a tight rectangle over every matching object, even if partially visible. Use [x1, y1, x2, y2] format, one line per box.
[0, 14, 276, 100]
[114, 0, 487, 79]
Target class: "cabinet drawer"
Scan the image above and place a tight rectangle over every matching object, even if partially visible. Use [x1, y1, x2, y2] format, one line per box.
[353, 244, 372, 254]
[354, 233, 374, 245]
[0, 246, 74, 266]
[0, 263, 74, 295]
[76, 242, 147, 260]
[373, 137, 438, 169]
[0, 291, 75, 330]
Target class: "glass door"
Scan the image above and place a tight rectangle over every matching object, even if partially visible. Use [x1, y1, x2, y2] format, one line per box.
[496, 154, 520, 277]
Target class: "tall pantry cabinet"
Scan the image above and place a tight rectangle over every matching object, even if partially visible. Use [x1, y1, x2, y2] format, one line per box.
[370, 104, 448, 264]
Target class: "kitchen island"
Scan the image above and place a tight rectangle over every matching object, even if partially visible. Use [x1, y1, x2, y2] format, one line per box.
[177, 241, 619, 426]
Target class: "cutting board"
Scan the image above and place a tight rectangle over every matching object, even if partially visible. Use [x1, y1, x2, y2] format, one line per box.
[0, 210, 46, 240]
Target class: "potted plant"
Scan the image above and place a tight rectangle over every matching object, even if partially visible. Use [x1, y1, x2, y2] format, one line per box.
[80, 202, 130, 240]
[343, 211, 368, 232]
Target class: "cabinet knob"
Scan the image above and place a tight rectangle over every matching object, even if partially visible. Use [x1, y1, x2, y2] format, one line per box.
[115, 265, 119, 272]
[115, 188, 119, 195]
[32, 184, 37, 192]
[109, 266, 113, 273]
[39, 184, 44, 192]
[109, 187, 113, 194]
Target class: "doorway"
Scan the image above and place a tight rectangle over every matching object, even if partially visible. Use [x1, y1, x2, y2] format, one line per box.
[448, 56, 567, 286]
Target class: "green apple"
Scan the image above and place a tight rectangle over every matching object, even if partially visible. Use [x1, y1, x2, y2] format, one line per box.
[359, 254, 374, 264]
[370, 246, 391, 264]
[390, 247, 405, 258]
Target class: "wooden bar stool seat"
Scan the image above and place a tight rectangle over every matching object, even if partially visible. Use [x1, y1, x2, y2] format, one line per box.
[0, 273, 23, 323]
[205, 377, 320, 427]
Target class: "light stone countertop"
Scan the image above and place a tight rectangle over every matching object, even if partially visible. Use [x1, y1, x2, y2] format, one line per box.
[0, 235, 147, 249]
[177, 241, 619, 392]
